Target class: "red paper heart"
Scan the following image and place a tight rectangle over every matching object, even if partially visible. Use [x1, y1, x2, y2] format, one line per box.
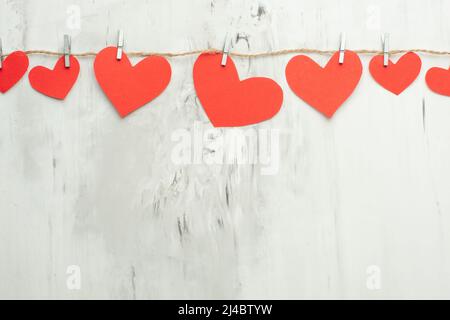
[193, 53, 283, 127]
[94, 47, 171, 118]
[29, 56, 80, 100]
[369, 52, 421, 95]
[0, 51, 29, 93]
[426, 66, 450, 97]
[285, 51, 362, 118]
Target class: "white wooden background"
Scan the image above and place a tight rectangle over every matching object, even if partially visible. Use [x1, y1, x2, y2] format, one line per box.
[1, 0, 450, 299]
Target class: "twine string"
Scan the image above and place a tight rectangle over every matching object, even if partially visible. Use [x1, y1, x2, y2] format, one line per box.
[2, 48, 450, 58]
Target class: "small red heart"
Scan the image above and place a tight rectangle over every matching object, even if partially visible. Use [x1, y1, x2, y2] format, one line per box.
[193, 53, 283, 127]
[0, 51, 29, 93]
[94, 47, 171, 118]
[285, 51, 362, 118]
[426, 66, 450, 97]
[29, 56, 80, 100]
[369, 52, 421, 95]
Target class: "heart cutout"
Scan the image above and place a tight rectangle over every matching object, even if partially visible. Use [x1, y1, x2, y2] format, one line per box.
[0, 51, 29, 93]
[285, 51, 362, 118]
[369, 52, 421, 95]
[94, 47, 171, 118]
[29, 56, 80, 100]
[193, 53, 283, 127]
[426, 66, 450, 97]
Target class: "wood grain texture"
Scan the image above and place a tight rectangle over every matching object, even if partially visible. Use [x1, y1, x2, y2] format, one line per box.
[1, 0, 450, 299]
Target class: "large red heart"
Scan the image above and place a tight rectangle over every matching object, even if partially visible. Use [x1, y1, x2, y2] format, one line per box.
[0, 51, 29, 93]
[369, 52, 421, 95]
[285, 51, 362, 118]
[193, 53, 283, 127]
[94, 47, 171, 118]
[29, 56, 80, 100]
[426, 66, 450, 97]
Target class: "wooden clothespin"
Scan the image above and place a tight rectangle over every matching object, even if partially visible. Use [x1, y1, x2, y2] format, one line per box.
[382, 33, 390, 67]
[117, 30, 124, 61]
[64, 34, 71, 68]
[221, 33, 231, 67]
[0, 38, 3, 69]
[339, 32, 346, 64]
